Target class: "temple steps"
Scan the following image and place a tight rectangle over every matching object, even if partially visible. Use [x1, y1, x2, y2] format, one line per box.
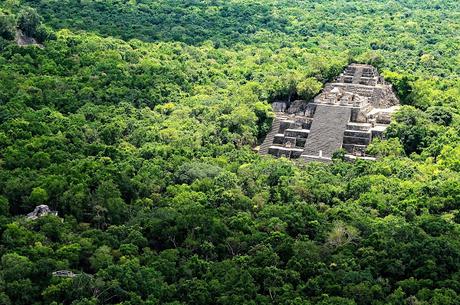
[346, 122, 372, 131]
[302, 105, 351, 158]
[300, 154, 333, 163]
[259, 117, 281, 155]
[352, 67, 364, 84]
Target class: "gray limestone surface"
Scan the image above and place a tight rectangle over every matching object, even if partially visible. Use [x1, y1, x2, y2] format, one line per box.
[302, 105, 351, 158]
[27, 205, 58, 220]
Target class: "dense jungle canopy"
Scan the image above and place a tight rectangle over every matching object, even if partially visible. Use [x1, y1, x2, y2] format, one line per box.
[0, 0, 459, 304]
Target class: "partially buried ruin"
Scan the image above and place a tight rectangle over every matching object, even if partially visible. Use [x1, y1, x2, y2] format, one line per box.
[27, 204, 58, 220]
[259, 64, 400, 162]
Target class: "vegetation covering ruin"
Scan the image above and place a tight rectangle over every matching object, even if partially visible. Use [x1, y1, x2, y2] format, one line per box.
[0, 0, 460, 304]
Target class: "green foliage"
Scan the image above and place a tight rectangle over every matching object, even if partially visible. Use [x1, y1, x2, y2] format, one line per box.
[17, 7, 40, 37]
[426, 106, 453, 126]
[1, 253, 33, 281]
[0, 0, 459, 305]
[296, 77, 323, 101]
[89, 245, 113, 271]
[16, 0, 460, 76]
[366, 138, 405, 157]
[29, 187, 48, 205]
[0, 13, 15, 40]
[175, 161, 222, 184]
[0, 195, 9, 215]
[35, 23, 55, 42]
[386, 106, 433, 154]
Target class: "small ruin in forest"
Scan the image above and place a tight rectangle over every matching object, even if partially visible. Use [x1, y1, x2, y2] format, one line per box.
[259, 64, 400, 162]
[27, 204, 58, 220]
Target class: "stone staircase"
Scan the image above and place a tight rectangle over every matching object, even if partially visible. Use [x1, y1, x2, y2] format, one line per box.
[342, 122, 372, 154]
[352, 67, 363, 84]
[302, 105, 351, 158]
[259, 117, 281, 155]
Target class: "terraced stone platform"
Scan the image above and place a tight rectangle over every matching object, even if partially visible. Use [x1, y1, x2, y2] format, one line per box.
[302, 105, 351, 158]
[258, 63, 400, 162]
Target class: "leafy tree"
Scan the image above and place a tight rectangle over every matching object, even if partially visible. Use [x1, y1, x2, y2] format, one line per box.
[35, 24, 55, 42]
[89, 245, 113, 271]
[0, 195, 9, 216]
[0, 13, 16, 40]
[175, 162, 222, 184]
[426, 106, 453, 126]
[29, 187, 48, 205]
[386, 106, 432, 154]
[296, 77, 323, 101]
[17, 7, 41, 37]
[366, 138, 405, 157]
[1, 253, 33, 281]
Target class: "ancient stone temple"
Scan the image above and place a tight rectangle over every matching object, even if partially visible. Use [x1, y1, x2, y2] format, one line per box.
[27, 205, 58, 220]
[259, 64, 399, 162]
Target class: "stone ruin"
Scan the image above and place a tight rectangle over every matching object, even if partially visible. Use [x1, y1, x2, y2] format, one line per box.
[52, 270, 94, 278]
[16, 29, 44, 49]
[52, 270, 77, 278]
[259, 64, 400, 162]
[26, 204, 58, 220]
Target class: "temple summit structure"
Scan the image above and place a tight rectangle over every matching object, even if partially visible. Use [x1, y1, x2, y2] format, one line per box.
[259, 64, 400, 162]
